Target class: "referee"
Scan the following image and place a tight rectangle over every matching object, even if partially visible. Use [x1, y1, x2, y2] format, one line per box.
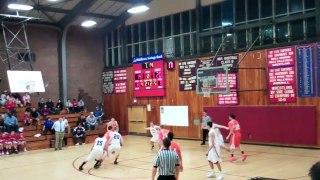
[152, 138, 180, 180]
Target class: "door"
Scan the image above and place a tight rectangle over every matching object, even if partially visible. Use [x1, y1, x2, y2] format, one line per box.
[128, 106, 147, 134]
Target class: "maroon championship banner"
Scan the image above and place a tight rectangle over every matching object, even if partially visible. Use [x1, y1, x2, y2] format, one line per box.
[178, 59, 199, 91]
[114, 68, 127, 93]
[217, 73, 238, 105]
[102, 70, 114, 94]
[267, 46, 297, 103]
[133, 53, 165, 97]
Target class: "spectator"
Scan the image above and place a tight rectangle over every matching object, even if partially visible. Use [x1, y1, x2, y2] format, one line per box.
[0, 115, 4, 133]
[46, 98, 55, 114]
[73, 124, 86, 145]
[17, 132, 27, 152]
[77, 114, 87, 128]
[14, 97, 22, 108]
[41, 105, 50, 117]
[55, 99, 63, 114]
[22, 111, 32, 126]
[94, 106, 104, 124]
[30, 108, 40, 126]
[71, 99, 79, 113]
[4, 113, 18, 133]
[38, 98, 46, 112]
[78, 98, 85, 112]
[86, 112, 98, 131]
[5, 98, 16, 114]
[65, 99, 72, 113]
[42, 117, 54, 135]
[22, 93, 31, 107]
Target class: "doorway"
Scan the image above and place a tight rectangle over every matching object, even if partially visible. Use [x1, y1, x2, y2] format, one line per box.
[127, 105, 147, 134]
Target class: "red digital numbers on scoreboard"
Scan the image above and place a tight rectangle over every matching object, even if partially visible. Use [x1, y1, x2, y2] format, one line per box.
[133, 53, 166, 97]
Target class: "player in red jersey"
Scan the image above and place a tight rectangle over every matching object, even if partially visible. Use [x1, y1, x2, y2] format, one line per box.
[0, 133, 4, 156]
[226, 114, 247, 162]
[157, 125, 169, 148]
[16, 132, 27, 152]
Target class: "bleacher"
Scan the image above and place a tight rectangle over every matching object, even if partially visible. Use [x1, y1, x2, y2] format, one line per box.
[0, 107, 107, 151]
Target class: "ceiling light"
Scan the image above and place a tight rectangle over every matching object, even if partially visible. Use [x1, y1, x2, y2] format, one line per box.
[226, 33, 233, 37]
[81, 20, 97, 28]
[8, 3, 33, 11]
[127, 5, 149, 14]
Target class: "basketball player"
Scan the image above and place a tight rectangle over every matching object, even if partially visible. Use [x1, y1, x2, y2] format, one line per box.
[157, 125, 169, 148]
[206, 121, 224, 179]
[107, 127, 124, 165]
[160, 132, 183, 172]
[16, 132, 27, 152]
[107, 117, 119, 132]
[226, 114, 247, 162]
[9, 131, 19, 154]
[2, 133, 11, 155]
[145, 122, 159, 150]
[212, 122, 229, 152]
[78, 133, 108, 171]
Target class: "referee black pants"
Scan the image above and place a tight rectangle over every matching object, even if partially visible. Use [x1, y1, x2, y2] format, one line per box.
[202, 129, 209, 144]
[157, 175, 176, 180]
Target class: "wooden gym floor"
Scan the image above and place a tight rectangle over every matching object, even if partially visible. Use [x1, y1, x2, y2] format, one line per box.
[0, 135, 318, 180]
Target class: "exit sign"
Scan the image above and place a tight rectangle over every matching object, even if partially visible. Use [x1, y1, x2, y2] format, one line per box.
[167, 61, 175, 70]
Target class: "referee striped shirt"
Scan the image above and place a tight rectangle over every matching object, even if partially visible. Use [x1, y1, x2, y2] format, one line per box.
[153, 149, 179, 176]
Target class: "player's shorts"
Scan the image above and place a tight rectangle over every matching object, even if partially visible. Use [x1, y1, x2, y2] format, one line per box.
[86, 149, 105, 162]
[230, 133, 241, 149]
[151, 135, 159, 142]
[108, 144, 121, 155]
[207, 145, 222, 163]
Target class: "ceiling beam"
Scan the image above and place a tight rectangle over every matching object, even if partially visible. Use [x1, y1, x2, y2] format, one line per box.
[33, 5, 116, 19]
[31, 0, 56, 23]
[58, 0, 98, 28]
[101, 0, 153, 33]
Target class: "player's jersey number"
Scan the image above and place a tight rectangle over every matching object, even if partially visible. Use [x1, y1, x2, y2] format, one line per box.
[97, 140, 103, 146]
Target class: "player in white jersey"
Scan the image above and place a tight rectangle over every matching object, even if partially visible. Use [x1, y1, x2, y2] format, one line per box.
[206, 121, 224, 180]
[145, 122, 159, 150]
[212, 123, 229, 151]
[107, 127, 124, 165]
[78, 134, 107, 171]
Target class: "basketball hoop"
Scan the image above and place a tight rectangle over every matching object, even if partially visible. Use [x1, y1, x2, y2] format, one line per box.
[201, 86, 212, 98]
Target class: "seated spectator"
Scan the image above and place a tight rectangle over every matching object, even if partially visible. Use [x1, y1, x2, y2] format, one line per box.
[9, 131, 19, 154]
[55, 99, 63, 114]
[0, 115, 4, 133]
[4, 113, 18, 133]
[71, 99, 79, 113]
[17, 131, 27, 152]
[38, 97, 46, 112]
[46, 98, 55, 114]
[72, 124, 86, 145]
[5, 98, 16, 114]
[1, 132, 11, 155]
[22, 93, 31, 107]
[30, 108, 40, 126]
[65, 99, 72, 113]
[94, 106, 104, 124]
[14, 97, 22, 108]
[22, 111, 32, 126]
[77, 114, 87, 128]
[78, 98, 85, 112]
[86, 112, 98, 131]
[41, 105, 50, 117]
[42, 117, 54, 135]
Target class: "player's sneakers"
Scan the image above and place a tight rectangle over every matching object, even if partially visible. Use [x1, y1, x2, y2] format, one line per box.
[242, 154, 247, 161]
[114, 160, 118, 165]
[75, 143, 79, 146]
[24, 148, 27, 152]
[206, 171, 216, 178]
[5, 151, 9, 155]
[82, 143, 86, 145]
[229, 157, 236, 162]
[1, 152, 4, 155]
[151, 145, 154, 150]
[216, 172, 224, 180]
[78, 166, 84, 171]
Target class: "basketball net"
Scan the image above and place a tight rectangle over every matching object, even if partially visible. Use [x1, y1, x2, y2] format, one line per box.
[201, 86, 212, 98]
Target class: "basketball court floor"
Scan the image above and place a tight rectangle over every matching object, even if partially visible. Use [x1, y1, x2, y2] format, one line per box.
[0, 135, 317, 180]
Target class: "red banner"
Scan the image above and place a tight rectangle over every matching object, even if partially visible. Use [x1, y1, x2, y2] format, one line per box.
[114, 68, 127, 93]
[267, 46, 296, 103]
[217, 73, 238, 105]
